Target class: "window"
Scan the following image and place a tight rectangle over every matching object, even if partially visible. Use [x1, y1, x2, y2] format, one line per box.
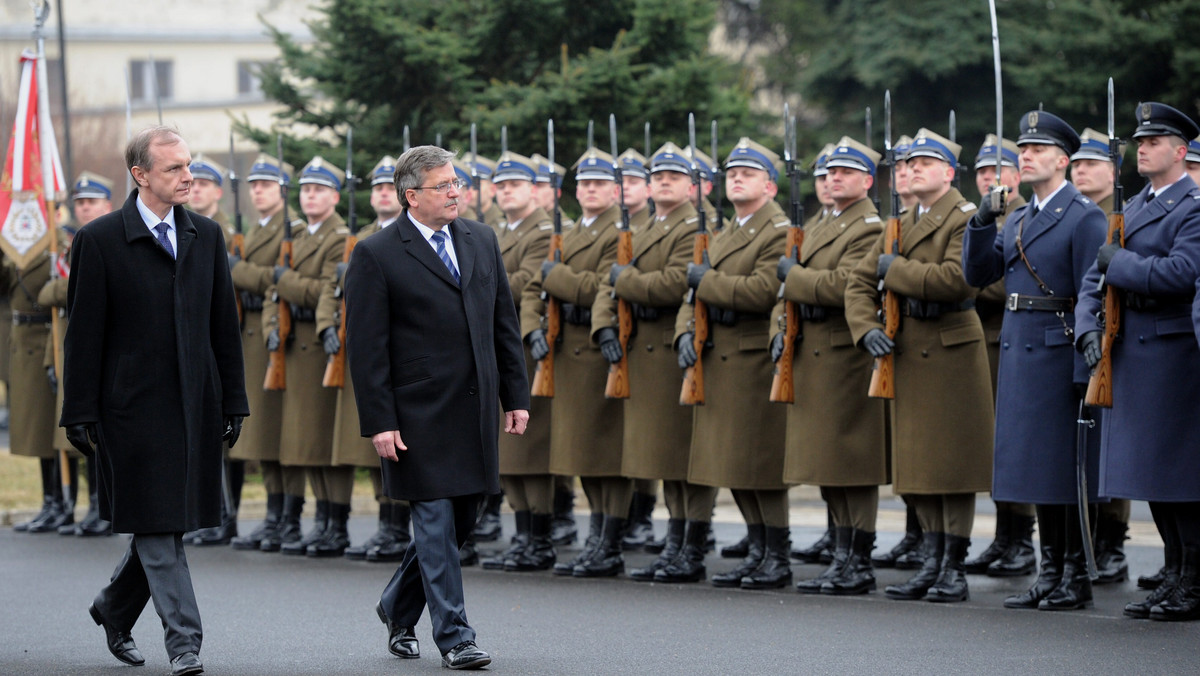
[128, 59, 173, 103]
[237, 60, 267, 99]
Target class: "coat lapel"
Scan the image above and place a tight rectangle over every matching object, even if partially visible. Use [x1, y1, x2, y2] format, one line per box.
[1125, 177, 1197, 240]
[451, 218, 474, 288]
[902, 188, 964, 256]
[634, 203, 694, 259]
[119, 190, 177, 263]
[398, 211, 460, 288]
[173, 205, 197, 266]
[801, 198, 874, 263]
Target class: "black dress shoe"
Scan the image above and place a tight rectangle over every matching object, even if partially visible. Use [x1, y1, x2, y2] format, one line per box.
[89, 603, 145, 666]
[170, 651, 203, 676]
[376, 602, 419, 658]
[442, 640, 491, 670]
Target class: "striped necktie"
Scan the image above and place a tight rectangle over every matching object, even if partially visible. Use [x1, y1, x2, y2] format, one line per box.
[430, 230, 460, 283]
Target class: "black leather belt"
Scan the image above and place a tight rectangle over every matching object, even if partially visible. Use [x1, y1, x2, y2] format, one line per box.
[1125, 291, 1193, 313]
[1005, 294, 1074, 313]
[290, 304, 316, 322]
[798, 303, 843, 322]
[560, 302, 592, 326]
[632, 303, 676, 321]
[710, 309, 769, 327]
[12, 312, 51, 326]
[240, 291, 264, 312]
[902, 298, 975, 320]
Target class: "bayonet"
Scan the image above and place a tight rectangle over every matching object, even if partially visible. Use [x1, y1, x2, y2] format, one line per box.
[501, 125, 508, 155]
[711, 119, 723, 231]
[470, 123, 482, 218]
[403, 125, 410, 153]
[587, 119, 594, 150]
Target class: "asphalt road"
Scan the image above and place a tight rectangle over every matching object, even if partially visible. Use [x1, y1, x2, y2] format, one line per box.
[2, 512, 1196, 676]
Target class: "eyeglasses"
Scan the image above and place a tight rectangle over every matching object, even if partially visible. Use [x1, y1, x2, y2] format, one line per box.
[412, 178, 466, 194]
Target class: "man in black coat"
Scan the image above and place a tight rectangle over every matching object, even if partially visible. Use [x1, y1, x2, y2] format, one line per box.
[347, 145, 529, 670]
[60, 126, 248, 676]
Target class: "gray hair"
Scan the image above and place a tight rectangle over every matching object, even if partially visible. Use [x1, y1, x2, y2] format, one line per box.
[394, 145, 458, 208]
[125, 125, 183, 172]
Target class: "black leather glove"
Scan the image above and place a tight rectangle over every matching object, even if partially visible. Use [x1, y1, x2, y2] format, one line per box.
[336, 262, 348, 283]
[974, 191, 1002, 227]
[596, 327, 623, 364]
[227, 253, 241, 270]
[861, 328, 894, 357]
[527, 329, 550, 361]
[1079, 330, 1102, 369]
[273, 265, 287, 283]
[223, 415, 244, 449]
[770, 332, 785, 363]
[776, 250, 799, 282]
[266, 328, 281, 352]
[686, 250, 712, 290]
[66, 424, 96, 457]
[540, 259, 559, 281]
[609, 262, 631, 287]
[1096, 243, 1120, 274]
[47, 366, 57, 394]
[1073, 382, 1088, 401]
[321, 326, 341, 356]
[676, 332, 697, 369]
[877, 253, 897, 281]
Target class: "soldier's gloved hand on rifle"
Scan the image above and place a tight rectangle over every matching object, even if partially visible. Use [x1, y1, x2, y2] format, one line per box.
[876, 253, 897, 281]
[609, 262, 632, 286]
[676, 332, 697, 369]
[973, 190, 1003, 227]
[596, 327, 623, 364]
[321, 327, 341, 356]
[776, 248, 800, 282]
[335, 262, 348, 283]
[223, 415, 244, 449]
[266, 328, 281, 352]
[1096, 243, 1121, 274]
[227, 253, 241, 270]
[686, 250, 712, 290]
[527, 329, 550, 361]
[65, 424, 97, 458]
[861, 328, 894, 357]
[1079, 330, 1103, 368]
[540, 259, 559, 281]
[46, 366, 57, 394]
[770, 332, 786, 363]
[273, 265, 288, 283]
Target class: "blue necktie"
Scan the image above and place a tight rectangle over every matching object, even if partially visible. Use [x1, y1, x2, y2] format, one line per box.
[430, 230, 460, 283]
[154, 222, 175, 259]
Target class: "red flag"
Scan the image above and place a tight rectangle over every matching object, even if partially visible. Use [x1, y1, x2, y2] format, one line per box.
[0, 50, 59, 269]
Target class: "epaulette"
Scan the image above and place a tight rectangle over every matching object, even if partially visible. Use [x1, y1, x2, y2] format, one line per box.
[334, 227, 351, 235]
[772, 217, 790, 228]
[958, 202, 977, 213]
[685, 217, 699, 225]
[1078, 195, 1092, 205]
[864, 215, 881, 224]
[538, 224, 553, 230]
[290, 218, 305, 228]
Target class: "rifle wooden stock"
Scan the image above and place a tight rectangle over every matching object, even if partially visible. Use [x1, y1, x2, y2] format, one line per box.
[231, 232, 245, 325]
[263, 239, 292, 391]
[1085, 212, 1124, 408]
[868, 218, 901, 399]
[322, 235, 358, 388]
[605, 228, 634, 399]
[680, 232, 709, 405]
[770, 230, 804, 403]
[531, 232, 563, 398]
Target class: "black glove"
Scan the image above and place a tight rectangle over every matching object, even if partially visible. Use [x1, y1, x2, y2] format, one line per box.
[974, 191, 1001, 227]
[686, 250, 712, 290]
[861, 328, 894, 357]
[877, 253, 897, 281]
[1079, 330, 1102, 369]
[527, 329, 550, 361]
[266, 328, 281, 352]
[776, 250, 800, 282]
[596, 327, 623, 364]
[1073, 382, 1088, 401]
[228, 253, 241, 270]
[540, 259, 559, 281]
[609, 262, 631, 287]
[66, 424, 96, 457]
[336, 262, 348, 283]
[321, 326, 341, 355]
[676, 332, 697, 369]
[47, 366, 57, 394]
[770, 332, 785, 363]
[273, 265, 287, 283]
[1096, 243, 1120, 274]
[223, 415, 244, 449]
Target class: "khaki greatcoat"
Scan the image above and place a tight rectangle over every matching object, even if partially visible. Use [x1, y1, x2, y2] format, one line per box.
[2, 249, 56, 458]
[844, 187, 994, 494]
[676, 200, 789, 490]
[37, 275, 73, 453]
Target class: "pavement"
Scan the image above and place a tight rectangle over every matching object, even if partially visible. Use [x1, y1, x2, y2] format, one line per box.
[1, 503, 1196, 676]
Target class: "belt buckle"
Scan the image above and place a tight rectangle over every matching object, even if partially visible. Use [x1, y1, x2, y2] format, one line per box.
[1005, 293, 1020, 311]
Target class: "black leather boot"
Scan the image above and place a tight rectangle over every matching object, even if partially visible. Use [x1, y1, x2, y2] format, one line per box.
[19, 459, 63, 533]
[507, 513, 557, 572]
[621, 492, 657, 550]
[1139, 566, 1168, 590]
[458, 532, 479, 567]
[873, 507, 921, 569]
[483, 510, 529, 570]
[824, 529, 877, 595]
[1126, 543, 1181, 619]
[655, 520, 710, 583]
[711, 523, 765, 588]
[742, 526, 794, 589]
[1150, 546, 1200, 622]
[988, 513, 1036, 577]
[885, 532, 944, 600]
[796, 526, 851, 594]
[368, 503, 411, 562]
[263, 494, 304, 552]
[574, 516, 625, 577]
[631, 518, 685, 581]
[965, 507, 1010, 574]
[893, 503, 925, 569]
[69, 488, 100, 536]
[926, 534, 970, 602]
[345, 502, 394, 560]
[473, 493, 503, 543]
[792, 509, 834, 563]
[550, 484, 578, 546]
[1093, 513, 1129, 585]
[554, 512, 602, 575]
[192, 499, 238, 546]
[35, 457, 76, 534]
[281, 499, 326, 556]
[1005, 505, 1063, 609]
[308, 502, 351, 557]
[721, 532, 750, 559]
[60, 459, 89, 535]
[234, 493, 283, 551]
[1038, 551, 1093, 610]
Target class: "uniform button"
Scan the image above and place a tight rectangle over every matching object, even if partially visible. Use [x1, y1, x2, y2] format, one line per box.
[468, 387, 478, 396]
[1002, 342, 1010, 349]
[247, 329, 255, 336]
[300, 343, 307, 350]
[1008, 266, 1014, 273]
[646, 345, 653, 352]
[1138, 335, 1145, 344]
[574, 348, 581, 355]
[921, 350, 929, 358]
[721, 354, 728, 361]
[1024, 344, 1033, 352]
[813, 350, 820, 356]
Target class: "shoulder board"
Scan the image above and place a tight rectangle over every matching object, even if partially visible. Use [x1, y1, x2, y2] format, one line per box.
[289, 218, 305, 228]
[334, 227, 350, 235]
[772, 218, 791, 228]
[538, 224, 553, 231]
[1076, 195, 1092, 205]
[685, 217, 699, 224]
[958, 202, 977, 213]
[864, 215, 881, 224]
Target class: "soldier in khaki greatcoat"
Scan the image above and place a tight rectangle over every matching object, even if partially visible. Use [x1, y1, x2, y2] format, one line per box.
[676, 138, 791, 590]
[523, 148, 627, 578]
[845, 129, 994, 604]
[264, 156, 351, 558]
[593, 143, 708, 582]
[773, 137, 888, 596]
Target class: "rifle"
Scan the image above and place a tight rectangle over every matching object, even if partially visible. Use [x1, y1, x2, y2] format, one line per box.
[869, 91, 901, 399]
[711, 120, 724, 232]
[605, 114, 633, 399]
[680, 113, 709, 406]
[770, 107, 802, 403]
[531, 119, 562, 398]
[323, 128, 359, 388]
[263, 134, 292, 391]
[645, 122, 656, 218]
[229, 133, 245, 324]
[471, 123, 482, 218]
[1085, 78, 1122, 408]
[866, 106, 881, 213]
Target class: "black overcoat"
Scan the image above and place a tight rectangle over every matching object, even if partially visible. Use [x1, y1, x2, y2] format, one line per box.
[60, 191, 248, 533]
[345, 212, 529, 501]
